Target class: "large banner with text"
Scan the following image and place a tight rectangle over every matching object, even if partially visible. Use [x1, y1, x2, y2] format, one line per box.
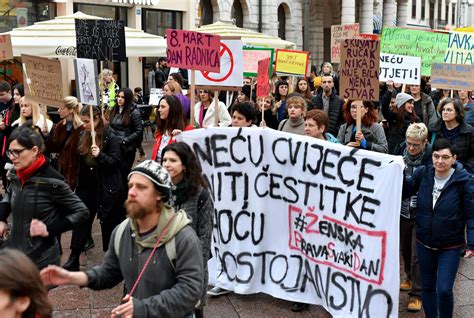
[180, 128, 403, 318]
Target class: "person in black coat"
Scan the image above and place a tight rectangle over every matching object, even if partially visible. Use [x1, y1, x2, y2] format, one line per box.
[431, 98, 474, 173]
[63, 106, 126, 271]
[109, 88, 143, 188]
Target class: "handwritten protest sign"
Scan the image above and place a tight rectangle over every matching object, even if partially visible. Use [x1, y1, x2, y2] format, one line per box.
[431, 63, 474, 91]
[381, 27, 448, 76]
[256, 58, 270, 97]
[180, 128, 403, 318]
[379, 53, 421, 85]
[22, 54, 63, 107]
[149, 88, 164, 106]
[340, 39, 380, 101]
[166, 29, 220, 73]
[193, 38, 243, 89]
[0, 34, 13, 60]
[445, 31, 473, 65]
[75, 19, 126, 62]
[275, 49, 309, 76]
[74, 58, 99, 106]
[331, 23, 360, 63]
[243, 47, 274, 77]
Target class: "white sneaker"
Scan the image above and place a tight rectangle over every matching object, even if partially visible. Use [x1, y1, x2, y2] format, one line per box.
[207, 286, 231, 297]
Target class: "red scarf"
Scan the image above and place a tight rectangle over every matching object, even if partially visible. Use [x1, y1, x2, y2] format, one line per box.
[16, 154, 46, 186]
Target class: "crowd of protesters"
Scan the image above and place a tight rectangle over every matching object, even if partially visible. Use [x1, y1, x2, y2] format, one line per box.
[0, 57, 471, 318]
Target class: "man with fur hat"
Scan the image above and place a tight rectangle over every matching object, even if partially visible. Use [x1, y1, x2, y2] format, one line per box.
[40, 160, 203, 317]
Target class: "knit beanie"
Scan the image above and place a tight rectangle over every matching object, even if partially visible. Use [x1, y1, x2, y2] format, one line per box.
[396, 93, 414, 109]
[128, 160, 172, 202]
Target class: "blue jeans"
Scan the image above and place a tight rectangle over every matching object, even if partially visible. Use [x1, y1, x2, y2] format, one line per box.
[416, 242, 461, 318]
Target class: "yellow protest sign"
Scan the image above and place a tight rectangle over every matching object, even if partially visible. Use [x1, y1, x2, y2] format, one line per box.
[275, 49, 309, 76]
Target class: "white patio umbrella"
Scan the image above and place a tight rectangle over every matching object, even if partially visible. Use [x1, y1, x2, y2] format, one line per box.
[1, 11, 166, 58]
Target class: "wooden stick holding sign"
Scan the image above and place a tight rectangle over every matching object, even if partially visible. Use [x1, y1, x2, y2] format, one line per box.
[190, 70, 196, 127]
[90, 105, 97, 147]
[402, 83, 406, 93]
[214, 90, 220, 127]
[41, 104, 48, 133]
[100, 62, 105, 121]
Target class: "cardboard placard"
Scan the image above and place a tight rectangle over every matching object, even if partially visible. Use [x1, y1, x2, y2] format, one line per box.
[380, 27, 448, 76]
[379, 53, 421, 85]
[340, 39, 380, 101]
[0, 34, 13, 60]
[331, 23, 360, 63]
[74, 58, 100, 106]
[431, 63, 474, 91]
[22, 54, 64, 107]
[445, 31, 474, 65]
[166, 29, 221, 73]
[75, 19, 126, 62]
[193, 39, 244, 88]
[256, 58, 271, 98]
[242, 47, 274, 77]
[275, 49, 309, 76]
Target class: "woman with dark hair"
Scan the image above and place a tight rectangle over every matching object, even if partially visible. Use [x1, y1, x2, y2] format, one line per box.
[273, 80, 289, 123]
[194, 90, 231, 128]
[337, 100, 388, 153]
[294, 78, 312, 100]
[109, 88, 143, 186]
[161, 142, 213, 318]
[0, 125, 88, 269]
[382, 92, 420, 154]
[62, 105, 124, 271]
[152, 95, 193, 163]
[431, 97, 474, 173]
[0, 249, 53, 318]
[0, 84, 24, 170]
[403, 138, 474, 318]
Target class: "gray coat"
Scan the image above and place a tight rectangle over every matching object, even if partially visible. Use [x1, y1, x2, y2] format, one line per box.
[86, 214, 203, 317]
[337, 122, 388, 153]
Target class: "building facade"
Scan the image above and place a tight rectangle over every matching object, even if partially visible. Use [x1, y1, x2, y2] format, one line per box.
[196, 0, 468, 69]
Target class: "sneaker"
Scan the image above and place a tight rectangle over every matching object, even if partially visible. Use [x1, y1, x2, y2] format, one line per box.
[291, 302, 309, 312]
[207, 286, 231, 297]
[407, 296, 422, 312]
[400, 278, 412, 291]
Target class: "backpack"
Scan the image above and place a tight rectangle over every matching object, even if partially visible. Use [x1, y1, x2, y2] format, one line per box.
[113, 188, 209, 271]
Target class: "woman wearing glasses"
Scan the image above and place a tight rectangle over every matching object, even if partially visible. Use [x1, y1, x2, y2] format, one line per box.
[403, 138, 474, 318]
[431, 98, 474, 173]
[0, 125, 88, 269]
[337, 100, 388, 153]
[381, 92, 420, 154]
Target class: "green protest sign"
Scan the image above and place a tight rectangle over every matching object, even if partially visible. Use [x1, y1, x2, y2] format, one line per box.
[381, 27, 448, 76]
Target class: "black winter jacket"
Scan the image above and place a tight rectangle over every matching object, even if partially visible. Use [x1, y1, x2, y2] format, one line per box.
[109, 106, 143, 154]
[0, 161, 89, 268]
[403, 163, 474, 249]
[431, 120, 474, 173]
[309, 91, 344, 136]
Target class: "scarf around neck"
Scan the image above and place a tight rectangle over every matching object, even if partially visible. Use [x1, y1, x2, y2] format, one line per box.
[16, 154, 46, 186]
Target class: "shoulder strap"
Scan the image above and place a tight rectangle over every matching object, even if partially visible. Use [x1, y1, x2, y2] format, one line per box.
[114, 219, 130, 257]
[280, 119, 288, 130]
[430, 132, 437, 145]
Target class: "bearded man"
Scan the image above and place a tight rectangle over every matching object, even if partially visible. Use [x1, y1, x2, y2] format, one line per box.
[40, 160, 203, 317]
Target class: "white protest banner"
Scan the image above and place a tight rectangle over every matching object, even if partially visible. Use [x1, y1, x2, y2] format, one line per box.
[379, 53, 421, 85]
[74, 58, 100, 106]
[149, 88, 163, 106]
[180, 128, 403, 318]
[193, 39, 244, 89]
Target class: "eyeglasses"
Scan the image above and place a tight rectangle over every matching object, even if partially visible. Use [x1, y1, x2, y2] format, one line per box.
[432, 154, 453, 161]
[6, 148, 27, 158]
[406, 142, 422, 149]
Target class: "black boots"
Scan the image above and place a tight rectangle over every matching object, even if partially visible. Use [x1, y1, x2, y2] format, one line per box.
[63, 253, 80, 271]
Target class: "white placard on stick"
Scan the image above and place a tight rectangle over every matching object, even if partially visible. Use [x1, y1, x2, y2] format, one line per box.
[74, 58, 99, 106]
[379, 53, 421, 85]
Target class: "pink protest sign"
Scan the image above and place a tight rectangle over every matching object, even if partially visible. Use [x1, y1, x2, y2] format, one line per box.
[257, 58, 271, 98]
[243, 47, 274, 77]
[166, 29, 221, 73]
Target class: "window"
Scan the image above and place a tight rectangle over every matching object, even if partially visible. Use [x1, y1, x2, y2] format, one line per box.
[412, 0, 416, 19]
[199, 0, 213, 26]
[421, 0, 425, 20]
[278, 5, 286, 40]
[74, 4, 127, 21]
[0, 1, 57, 33]
[452, 3, 456, 24]
[231, 0, 244, 28]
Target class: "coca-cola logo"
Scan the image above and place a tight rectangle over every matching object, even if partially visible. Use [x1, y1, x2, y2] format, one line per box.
[55, 46, 77, 56]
